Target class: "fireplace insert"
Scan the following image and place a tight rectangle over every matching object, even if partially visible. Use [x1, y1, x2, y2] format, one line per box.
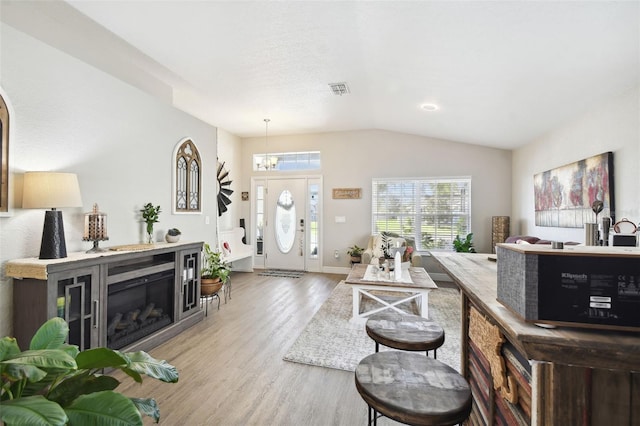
[106, 269, 175, 349]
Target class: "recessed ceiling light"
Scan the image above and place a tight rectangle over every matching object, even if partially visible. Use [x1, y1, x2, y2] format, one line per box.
[420, 103, 439, 112]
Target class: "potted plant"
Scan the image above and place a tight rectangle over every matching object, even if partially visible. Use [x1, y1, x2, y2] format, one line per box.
[0, 317, 177, 425]
[201, 243, 230, 296]
[347, 244, 364, 264]
[165, 228, 181, 243]
[453, 232, 476, 253]
[140, 202, 161, 244]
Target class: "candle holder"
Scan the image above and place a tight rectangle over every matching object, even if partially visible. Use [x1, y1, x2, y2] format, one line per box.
[83, 203, 109, 253]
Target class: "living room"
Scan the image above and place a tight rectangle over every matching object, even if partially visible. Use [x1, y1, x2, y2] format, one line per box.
[1, 0, 638, 338]
[1, 4, 639, 421]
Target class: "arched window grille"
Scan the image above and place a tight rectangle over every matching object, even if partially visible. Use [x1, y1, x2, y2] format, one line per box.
[175, 139, 201, 212]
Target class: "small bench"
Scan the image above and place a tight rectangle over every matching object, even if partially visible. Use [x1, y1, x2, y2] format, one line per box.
[218, 227, 253, 272]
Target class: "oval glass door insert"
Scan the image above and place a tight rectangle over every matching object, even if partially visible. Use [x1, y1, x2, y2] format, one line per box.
[274, 189, 296, 253]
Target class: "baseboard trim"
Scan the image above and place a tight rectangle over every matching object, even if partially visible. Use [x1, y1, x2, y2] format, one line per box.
[323, 266, 352, 275]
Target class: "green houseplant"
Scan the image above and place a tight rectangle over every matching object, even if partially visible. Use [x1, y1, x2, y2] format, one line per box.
[453, 233, 476, 253]
[201, 243, 230, 296]
[0, 317, 178, 426]
[140, 203, 161, 244]
[347, 244, 364, 263]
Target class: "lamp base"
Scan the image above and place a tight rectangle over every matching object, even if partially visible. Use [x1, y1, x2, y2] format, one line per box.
[39, 210, 67, 259]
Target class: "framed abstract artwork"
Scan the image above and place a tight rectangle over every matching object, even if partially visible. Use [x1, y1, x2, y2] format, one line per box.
[534, 152, 614, 228]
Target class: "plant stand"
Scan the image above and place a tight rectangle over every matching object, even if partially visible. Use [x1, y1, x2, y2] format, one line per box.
[200, 293, 220, 316]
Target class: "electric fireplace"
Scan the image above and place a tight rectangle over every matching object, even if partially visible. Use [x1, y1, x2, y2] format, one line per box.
[106, 269, 175, 349]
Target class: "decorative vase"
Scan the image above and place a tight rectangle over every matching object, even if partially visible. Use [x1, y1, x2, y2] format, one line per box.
[165, 234, 180, 243]
[146, 223, 154, 244]
[201, 277, 223, 296]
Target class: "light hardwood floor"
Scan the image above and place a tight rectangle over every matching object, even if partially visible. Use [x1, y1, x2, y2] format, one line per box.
[113, 271, 402, 425]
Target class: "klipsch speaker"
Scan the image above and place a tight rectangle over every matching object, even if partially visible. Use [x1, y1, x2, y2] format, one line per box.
[496, 243, 640, 331]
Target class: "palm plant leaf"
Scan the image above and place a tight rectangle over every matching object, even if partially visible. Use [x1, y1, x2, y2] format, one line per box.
[0, 395, 68, 426]
[131, 397, 160, 423]
[29, 317, 68, 350]
[65, 391, 142, 426]
[47, 372, 120, 407]
[121, 351, 179, 383]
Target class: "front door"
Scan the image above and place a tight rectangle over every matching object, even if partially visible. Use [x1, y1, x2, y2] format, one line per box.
[265, 178, 306, 270]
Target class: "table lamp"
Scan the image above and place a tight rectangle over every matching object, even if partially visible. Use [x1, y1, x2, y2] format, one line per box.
[22, 172, 83, 259]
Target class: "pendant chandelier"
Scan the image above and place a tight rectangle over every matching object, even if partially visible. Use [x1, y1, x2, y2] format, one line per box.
[257, 118, 278, 171]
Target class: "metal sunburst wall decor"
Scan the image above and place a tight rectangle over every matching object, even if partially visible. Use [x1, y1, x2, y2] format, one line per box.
[217, 158, 233, 216]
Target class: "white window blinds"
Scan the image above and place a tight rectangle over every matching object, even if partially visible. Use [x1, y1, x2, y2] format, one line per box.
[371, 177, 472, 251]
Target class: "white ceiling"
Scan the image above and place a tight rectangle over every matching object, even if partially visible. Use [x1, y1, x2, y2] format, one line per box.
[58, 1, 640, 148]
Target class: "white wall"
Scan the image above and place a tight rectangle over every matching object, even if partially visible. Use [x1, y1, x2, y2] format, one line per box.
[512, 86, 639, 243]
[216, 128, 243, 234]
[0, 23, 220, 337]
[241, 129, 513, 271]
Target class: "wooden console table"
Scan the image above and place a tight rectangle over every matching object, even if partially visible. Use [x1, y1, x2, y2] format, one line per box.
[431, 252, 640, 426]
[7, 242, 204, 353]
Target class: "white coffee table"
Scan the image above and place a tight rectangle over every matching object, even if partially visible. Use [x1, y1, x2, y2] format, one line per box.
[345, 264, 438, 323]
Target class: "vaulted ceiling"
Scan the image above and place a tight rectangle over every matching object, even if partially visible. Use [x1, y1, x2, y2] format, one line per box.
[7, 1, 640, 149]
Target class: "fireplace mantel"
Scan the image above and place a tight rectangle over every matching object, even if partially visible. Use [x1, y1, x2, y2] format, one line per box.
[8, 241, 204, 352]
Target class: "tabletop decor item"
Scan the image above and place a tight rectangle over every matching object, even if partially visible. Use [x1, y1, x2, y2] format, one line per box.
[82, 203, 108, 253]
[165, 228, 181, 243]
[140, 202, 161, 244]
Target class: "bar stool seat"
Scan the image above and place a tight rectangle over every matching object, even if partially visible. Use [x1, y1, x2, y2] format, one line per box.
[355, 351, 471, 426]
[365, 311, 444, 357]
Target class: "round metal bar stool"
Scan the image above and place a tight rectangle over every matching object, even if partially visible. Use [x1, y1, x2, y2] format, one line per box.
[355, 351, 471, 426]
[365, 311, 445, 357]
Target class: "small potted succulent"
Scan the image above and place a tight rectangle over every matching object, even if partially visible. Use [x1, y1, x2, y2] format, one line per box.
[165, 228, 181, 243]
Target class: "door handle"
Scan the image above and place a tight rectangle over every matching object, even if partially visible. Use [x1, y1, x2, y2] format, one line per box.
[93, 299, 99, 329]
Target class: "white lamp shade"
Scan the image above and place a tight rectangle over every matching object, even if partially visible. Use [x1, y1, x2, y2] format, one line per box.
[22, 172, 83, 209]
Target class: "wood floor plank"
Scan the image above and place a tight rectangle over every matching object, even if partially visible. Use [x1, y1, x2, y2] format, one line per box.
[112, 271, 400, 425]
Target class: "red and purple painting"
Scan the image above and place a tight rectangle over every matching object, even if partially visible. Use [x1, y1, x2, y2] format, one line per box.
[534, 152, 614, 228]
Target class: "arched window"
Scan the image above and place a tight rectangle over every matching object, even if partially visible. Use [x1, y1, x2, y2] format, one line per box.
[0, 93, 9, 213]
[175, 139, 201, 212]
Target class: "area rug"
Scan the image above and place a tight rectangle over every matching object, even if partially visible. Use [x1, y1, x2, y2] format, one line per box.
[258, 269, 305, 278]
[283, 282, 461, 372]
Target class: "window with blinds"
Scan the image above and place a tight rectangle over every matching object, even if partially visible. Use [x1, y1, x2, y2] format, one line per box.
[371, 177, 472, 251]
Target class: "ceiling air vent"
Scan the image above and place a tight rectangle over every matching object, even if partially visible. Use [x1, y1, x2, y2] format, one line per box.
[329, 82, 350, 96]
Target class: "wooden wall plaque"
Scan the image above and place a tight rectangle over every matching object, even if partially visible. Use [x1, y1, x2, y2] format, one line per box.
[332, 188, 361, 199]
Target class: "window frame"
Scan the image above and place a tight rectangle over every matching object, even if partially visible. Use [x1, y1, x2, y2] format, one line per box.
[253, 151, 320, 172]
[173, 138, 202, 214]
[0, 93, 9, 213]
[371, 177, 472, 251]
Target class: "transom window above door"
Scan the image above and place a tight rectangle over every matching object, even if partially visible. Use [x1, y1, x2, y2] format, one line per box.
[253, 151, 320, 172]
